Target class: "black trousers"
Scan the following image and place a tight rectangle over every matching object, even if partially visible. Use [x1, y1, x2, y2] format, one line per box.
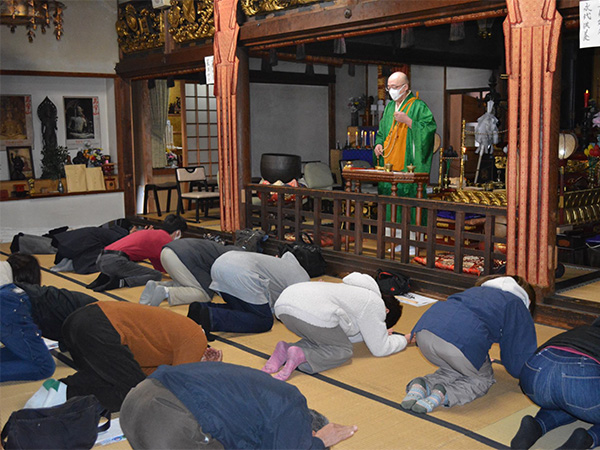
[60, 304, 146, 412]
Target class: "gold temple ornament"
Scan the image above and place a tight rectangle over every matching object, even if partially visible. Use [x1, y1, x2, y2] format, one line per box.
[0, 0, 65, 42]
[116, 3, 164, 54]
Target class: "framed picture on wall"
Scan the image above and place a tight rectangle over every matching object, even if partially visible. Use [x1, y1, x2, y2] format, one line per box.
[0, 95, 34, 151]
[6, 146, 35, 180]
[63, 96, 101, 146]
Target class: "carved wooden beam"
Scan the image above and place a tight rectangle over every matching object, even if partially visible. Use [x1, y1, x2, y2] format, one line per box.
[214, 0, 242, 231]
[504, 0, 561, 293]
[239, 0, 507, 47]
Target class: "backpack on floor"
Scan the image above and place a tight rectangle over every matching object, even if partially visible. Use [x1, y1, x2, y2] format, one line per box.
[1, 395, 110, 450]
[376, 269, 410, 296]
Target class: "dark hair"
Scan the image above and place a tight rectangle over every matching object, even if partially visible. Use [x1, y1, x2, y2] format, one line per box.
[308, 409, 329, 433]
[161, 214, 188, 234]
[7, 253, 41, 285]
[382, 294, 403, 329]
[475, 274, 536, 317]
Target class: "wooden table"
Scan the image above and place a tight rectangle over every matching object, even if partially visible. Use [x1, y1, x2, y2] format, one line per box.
[342, 168, 429, 256]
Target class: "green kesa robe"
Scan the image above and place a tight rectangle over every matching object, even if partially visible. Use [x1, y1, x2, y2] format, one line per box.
[374, 92, 437, 223]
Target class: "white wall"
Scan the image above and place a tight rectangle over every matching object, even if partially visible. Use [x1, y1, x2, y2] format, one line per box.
[0, 75, 118, 181]
[249, 59, 330, 178]
[446, 67, 492, 90]
[0, 192, 125, 242]
[0, 0, 119, 73]
[0, 0, 122, 240]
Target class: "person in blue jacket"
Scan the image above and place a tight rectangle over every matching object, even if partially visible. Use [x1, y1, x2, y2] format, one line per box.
[0, 261, 55, 382]
[120, 362, 358, 449]
[400, 275, 536, 414]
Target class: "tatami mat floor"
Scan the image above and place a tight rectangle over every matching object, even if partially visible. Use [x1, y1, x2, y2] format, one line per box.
[0, 244, 591, 449]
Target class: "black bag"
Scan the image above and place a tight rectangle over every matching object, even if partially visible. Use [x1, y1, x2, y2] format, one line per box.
[235, 228, 267, 252]
[376, 269, 410, 296]
[279, 232, 327, 278]
[1, 395, 110, 450]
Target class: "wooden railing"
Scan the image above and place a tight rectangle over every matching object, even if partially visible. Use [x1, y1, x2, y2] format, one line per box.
[244, 184, 508, 276]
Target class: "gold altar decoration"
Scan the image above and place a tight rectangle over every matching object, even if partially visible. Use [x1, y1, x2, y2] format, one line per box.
[240, 0, 323, 17]
[440, 189, 507, 207]
[0, 0, 65, 42]
[168, 0, 214, 43]
[116, 3, 164, 54]
[562, 188, 600, 225]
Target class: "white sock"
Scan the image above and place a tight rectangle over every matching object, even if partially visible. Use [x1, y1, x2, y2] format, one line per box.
[140, 280, 157, 305]
[149, 285, 169, 307]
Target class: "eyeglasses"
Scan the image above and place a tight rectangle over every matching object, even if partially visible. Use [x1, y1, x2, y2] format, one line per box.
[385, 84, 405, 92]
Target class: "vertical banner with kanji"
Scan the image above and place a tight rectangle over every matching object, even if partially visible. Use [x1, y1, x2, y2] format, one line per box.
[580, 0, 600, 48]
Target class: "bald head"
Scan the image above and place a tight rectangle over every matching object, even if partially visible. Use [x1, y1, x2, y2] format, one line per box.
[388, 71, 409, 88]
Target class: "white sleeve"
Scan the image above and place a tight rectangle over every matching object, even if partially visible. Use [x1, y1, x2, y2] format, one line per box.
[358, 295, 407, 357]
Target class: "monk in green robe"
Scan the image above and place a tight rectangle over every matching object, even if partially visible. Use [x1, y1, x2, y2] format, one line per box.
[374, 71, 437, 224]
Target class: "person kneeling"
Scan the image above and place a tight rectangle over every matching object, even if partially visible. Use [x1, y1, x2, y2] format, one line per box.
[120, 362, 357, 449]
[511, 316, 600, 450]
[264, 272, 407, 381]
[401, 275, 536, 414]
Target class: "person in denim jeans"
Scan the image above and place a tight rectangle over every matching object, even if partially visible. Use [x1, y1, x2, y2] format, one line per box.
[511, 317, 600, 450]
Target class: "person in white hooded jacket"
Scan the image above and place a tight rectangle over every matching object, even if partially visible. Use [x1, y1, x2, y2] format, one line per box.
[263, 272, 407, 381]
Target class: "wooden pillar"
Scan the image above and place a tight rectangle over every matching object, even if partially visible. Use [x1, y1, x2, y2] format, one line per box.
[114, 77, 136, 216]
[237, 47, 251, 226]
[214, 0, 242, 232]
[503, 0, 561, 292]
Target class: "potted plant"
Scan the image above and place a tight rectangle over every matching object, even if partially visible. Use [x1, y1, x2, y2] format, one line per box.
[40, 145, 69, 192]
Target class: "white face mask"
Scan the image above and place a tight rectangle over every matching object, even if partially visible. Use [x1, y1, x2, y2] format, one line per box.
[172, 230, 181, 240]
[389, 85, 407, 102]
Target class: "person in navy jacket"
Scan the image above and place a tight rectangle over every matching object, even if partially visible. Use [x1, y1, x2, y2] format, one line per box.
[0, 261, 55, 382]
[401, 275, 537, 414]
[120, 362, 358, 449]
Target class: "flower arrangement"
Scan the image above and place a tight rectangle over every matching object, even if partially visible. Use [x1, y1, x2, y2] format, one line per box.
[347, 95, 368, 113]
[166, 150, 178, 167]
[82, 147, 104, 167]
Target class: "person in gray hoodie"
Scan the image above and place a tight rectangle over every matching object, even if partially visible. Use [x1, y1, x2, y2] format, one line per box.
[264, 272, 406, 381]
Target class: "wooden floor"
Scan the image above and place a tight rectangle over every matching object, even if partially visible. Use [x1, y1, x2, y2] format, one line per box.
[1, 242, 593, 450]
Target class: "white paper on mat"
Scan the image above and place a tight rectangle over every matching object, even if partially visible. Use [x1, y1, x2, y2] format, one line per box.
[395, 293, 438, 307]
[43, 338, 59, 350]
[95, 417, 126, 446]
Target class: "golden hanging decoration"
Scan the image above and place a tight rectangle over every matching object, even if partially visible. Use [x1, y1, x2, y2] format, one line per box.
[116, 3, 164, 54]
[167, 0, 214, 43]
[240, 0, 324, 17]
[0, 0, 65, 42]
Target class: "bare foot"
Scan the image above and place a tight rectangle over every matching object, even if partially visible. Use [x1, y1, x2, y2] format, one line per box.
[314, 423, 358, 447]
[201, 347, 223, 362]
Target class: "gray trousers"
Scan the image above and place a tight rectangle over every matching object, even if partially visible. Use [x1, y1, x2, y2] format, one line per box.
[279, 314, 353, 374]
[412, 329, 495, 407]
[96, 253, 161, 287]
[121, 378, 224, 450]
[160, 248, 211, 305]
[18, 235, 57, 254]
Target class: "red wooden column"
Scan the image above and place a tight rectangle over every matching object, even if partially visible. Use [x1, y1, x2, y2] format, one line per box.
[503, 0, 561, 292]
[214, 0, 242, 231]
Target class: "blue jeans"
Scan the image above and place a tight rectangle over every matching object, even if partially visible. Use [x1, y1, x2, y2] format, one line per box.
[208, 292, 273, 333]
[520, 348, 600, 446]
